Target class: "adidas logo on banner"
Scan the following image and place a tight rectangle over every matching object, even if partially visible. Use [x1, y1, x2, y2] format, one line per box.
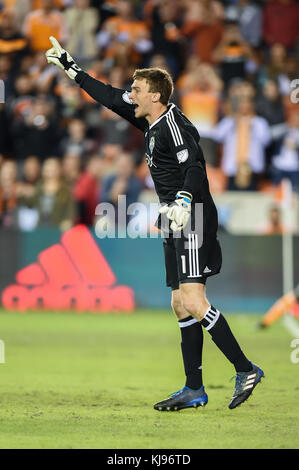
[1, 225, 135, 313]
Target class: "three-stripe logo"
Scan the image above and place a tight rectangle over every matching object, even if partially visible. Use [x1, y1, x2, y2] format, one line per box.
[243, 373, 257, 391]
[166, 109, 183, 147]
[203, 306, 220, 331]
[187, 233, 200, 278]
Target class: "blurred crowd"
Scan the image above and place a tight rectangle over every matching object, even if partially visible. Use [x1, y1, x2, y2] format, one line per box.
[0, 0, 299, 231]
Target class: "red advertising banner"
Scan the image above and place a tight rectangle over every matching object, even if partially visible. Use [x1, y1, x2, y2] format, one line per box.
[1, 225, 135, 313]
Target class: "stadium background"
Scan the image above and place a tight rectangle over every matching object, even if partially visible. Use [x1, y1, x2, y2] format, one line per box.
[0, 0, 298, 313]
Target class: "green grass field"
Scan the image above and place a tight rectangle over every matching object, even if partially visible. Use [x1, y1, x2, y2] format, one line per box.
[0, 309, 298, 449]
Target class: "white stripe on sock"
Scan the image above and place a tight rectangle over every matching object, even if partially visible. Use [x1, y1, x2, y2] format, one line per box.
[203, 305, 220, 331]
[179, 318, 198, 328]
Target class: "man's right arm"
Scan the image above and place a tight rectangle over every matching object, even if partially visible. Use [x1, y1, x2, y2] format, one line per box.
[75, 71, 148, 132]
[46, 36, 147, 132]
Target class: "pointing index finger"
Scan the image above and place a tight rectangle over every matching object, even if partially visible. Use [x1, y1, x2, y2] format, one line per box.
[49, 36, 62, 52]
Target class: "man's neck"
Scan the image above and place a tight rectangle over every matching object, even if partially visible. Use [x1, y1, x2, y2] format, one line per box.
[146, 104, 168, 126]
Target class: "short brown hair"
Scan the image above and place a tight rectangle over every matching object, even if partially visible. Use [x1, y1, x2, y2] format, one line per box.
[133, 67, 174, 105]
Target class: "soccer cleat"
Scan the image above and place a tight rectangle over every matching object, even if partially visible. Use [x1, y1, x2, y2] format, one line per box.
[228, 363, 264, 409]
[154, 386, 208, 411]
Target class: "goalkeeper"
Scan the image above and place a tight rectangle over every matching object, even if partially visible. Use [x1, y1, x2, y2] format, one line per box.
[46, 37, 264, 411]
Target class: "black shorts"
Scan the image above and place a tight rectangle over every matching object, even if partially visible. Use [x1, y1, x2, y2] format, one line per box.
[163, 230, 222, 290]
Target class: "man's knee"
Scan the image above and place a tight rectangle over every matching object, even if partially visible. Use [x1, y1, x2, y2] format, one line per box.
[181, 299, 207, 320]
[171, 291, 188, 320]
[180, 284, 210, 320]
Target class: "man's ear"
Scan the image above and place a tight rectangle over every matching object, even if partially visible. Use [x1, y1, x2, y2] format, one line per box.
[152, 92, 161, 103]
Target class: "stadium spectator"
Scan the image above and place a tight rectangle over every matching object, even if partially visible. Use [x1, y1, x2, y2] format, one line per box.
[0, 159, 18, 228]
[28, 50, 57, 95]
[23, 157, 75, 230]
[181, 0, 224, 63]
[10, 94, 61, 161]
[5, 73, 35, 157]
[256, 79, 286, 169]
[271, 111, 299, 192]
[64, 0, 99, 62]
[11, 1, 65, 36]
[61, 153, 81, 187]
[256, 79, 286, 130]
[143, 0, 183, 78]
[224, 79, 256, 116]
[212, 20, 254, 85]
[54, 74, 83, 118]
[263, 0, 299, 50]
[224, 0, 262, 47]
[4, 0, 32, 31]
[73, 154, 103, 226]
[16, 155, 41, 229]
[261, 204, 285, 235]
[60, 117, 94, 158]
[178, 62, 223, 166]
[101, 151, 142, 224]
[97, 0, 152, 68]
[0, 8, 28, 60]
[23, 0, 67, 52]
[175, 54, 201, 106]
[210, 96, 271, 190]
[258, 43, 287, 87]
[9, 72, 34, 109]
[0, 49, 17, 99]
[19, 155, 41, 196]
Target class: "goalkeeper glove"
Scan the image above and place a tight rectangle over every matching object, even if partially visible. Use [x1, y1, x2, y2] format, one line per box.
[45, 36, 81, 80]
[159, 191, 192, 232]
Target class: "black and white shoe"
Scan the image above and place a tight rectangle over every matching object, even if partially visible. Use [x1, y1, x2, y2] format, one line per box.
[229, 363, 264, 409]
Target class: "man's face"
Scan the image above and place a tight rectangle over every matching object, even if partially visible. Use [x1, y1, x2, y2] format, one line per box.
[129, 79, 156, 119]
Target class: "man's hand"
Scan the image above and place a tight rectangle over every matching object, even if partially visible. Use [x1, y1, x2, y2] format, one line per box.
[159, 191, 192, 232]
[45, 36, 81, 80]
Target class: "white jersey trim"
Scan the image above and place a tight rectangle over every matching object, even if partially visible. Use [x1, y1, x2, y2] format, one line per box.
[168, 109, 183, 146]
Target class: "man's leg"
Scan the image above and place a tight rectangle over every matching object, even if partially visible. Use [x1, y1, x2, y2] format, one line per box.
[154, 237, 208, 411]
[171, 289, 203, 390]
[180, 283, 264, 408]
[162, 235, 205, 390]
[180, 283, 252, 372]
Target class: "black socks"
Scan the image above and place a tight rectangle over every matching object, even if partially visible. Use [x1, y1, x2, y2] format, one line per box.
[201, 305, 252, 373]
[178, 316, 203, 390]
[177, 306, 252, 391]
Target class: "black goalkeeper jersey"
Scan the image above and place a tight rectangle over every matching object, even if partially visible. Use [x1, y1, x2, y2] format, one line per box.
[75, 71, 219, 235]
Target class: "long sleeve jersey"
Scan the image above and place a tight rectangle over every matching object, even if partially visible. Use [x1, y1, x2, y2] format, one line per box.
[75, 71, 219, 234]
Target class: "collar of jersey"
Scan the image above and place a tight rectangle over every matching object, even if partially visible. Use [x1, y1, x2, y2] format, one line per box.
[149, 103, 176, 130]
